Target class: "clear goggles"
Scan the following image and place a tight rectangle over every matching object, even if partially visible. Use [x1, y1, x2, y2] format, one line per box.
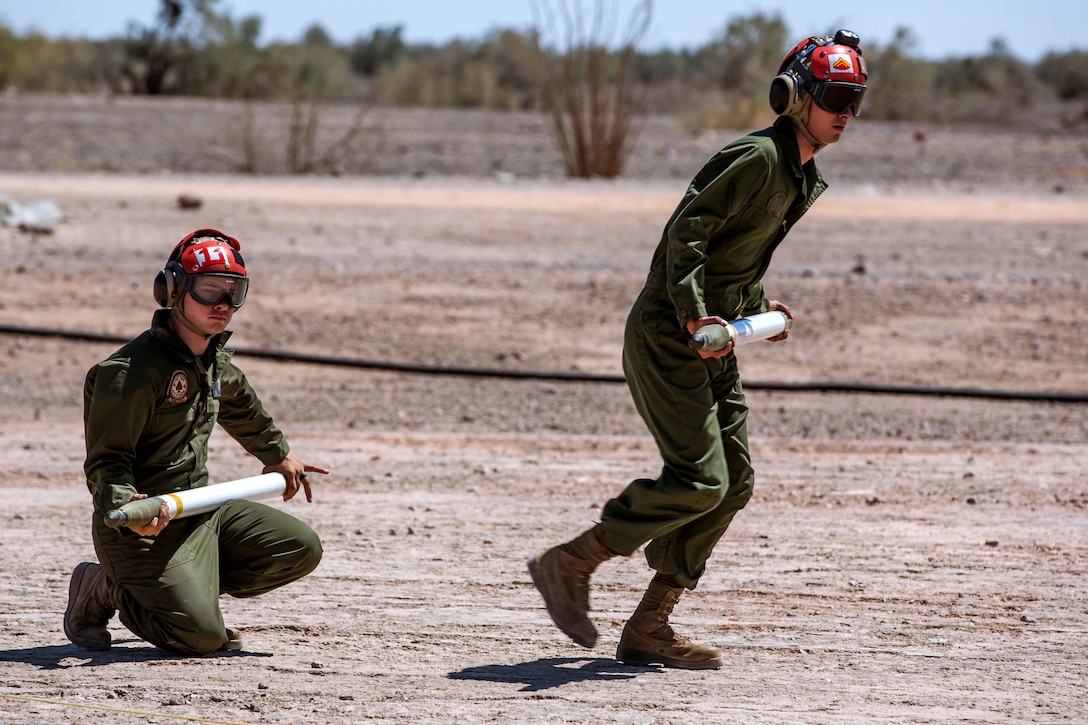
[181, 274, 249, 308]
[810, 81, 867, 116]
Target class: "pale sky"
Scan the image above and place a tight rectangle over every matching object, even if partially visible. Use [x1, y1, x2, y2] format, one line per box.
[0, 0, 1082, 62]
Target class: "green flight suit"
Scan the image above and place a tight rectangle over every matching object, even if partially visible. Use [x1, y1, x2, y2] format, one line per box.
[600, 116, 826, 589]
[84, 309, 322, 655]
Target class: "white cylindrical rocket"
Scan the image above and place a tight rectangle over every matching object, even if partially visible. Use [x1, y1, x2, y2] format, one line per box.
[688, 310, 792, 352]
[104, 473, 287, 529]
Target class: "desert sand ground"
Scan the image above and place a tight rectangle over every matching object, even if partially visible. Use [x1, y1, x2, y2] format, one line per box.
[0, 96, 1086, 724]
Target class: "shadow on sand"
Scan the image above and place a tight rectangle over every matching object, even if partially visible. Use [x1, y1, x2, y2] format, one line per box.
[0, 639, 271, 669]
[449, 656, 660, 692]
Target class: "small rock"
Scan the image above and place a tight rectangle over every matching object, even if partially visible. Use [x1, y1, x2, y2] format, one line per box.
[18, 222, 55, 235]
[177, 193, 203, 210]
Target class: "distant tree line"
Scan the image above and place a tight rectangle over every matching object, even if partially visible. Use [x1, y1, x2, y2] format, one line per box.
[0, 0, 1085, 129]
[4, 0, 1083, 135]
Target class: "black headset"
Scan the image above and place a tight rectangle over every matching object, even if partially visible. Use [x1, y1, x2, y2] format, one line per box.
[768, 67, 807, 116]
[768, 35, 821, 116]
[152, 260, 187, 308]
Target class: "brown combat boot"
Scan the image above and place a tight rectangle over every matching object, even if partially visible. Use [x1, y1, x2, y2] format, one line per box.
[63, 562, 117, 651]
[527, 524, 614, 648]
[220, 627, 244, 652]
[615, 573, 723, 669]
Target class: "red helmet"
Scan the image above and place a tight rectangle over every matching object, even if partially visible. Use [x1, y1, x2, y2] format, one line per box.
[168, 229, 245, 272]
[154, 228, 249, 308]
[770, 29, 868, 117]
[176, 237, 246, 277]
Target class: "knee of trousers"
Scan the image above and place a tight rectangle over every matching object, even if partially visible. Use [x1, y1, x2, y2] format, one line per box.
[117, 597, 226, 656]
[701, 486, 753, 516]
[263, 532, 323, 585]
[700, 473, 754, 514]
[725, 475, 755, 509]
[287, 532, 323, 578]
[115, 605, 224, 653]
[666, 478, 746, 519]
[175, 625, 232, 656]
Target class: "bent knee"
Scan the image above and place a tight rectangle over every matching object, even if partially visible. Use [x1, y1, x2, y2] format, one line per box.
[292, 533, 323, 575]
[175, 626, 230, 656]
[727, 477, 755, 508]
[701, 475, 753, 512]
[271, 533, 323, 583]
[139, 622, 228, 656]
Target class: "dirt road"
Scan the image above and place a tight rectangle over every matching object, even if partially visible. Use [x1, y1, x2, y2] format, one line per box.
[0, 102, 1085, 723]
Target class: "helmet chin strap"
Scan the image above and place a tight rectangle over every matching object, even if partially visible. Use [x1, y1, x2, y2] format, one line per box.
[171, 295, 213, 340]
[786, 96, 826, 155]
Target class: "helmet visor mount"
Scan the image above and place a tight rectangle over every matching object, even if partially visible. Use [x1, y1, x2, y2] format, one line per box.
[809, 81, 866, 116]
[181, 274, 249, 308]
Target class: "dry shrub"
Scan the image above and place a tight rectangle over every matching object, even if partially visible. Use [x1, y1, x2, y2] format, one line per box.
[530, 0, 652, 178]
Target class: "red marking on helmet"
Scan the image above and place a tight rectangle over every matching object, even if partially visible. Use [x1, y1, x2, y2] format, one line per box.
[179, 239, 247, 277]
[831, 55, 853, 72]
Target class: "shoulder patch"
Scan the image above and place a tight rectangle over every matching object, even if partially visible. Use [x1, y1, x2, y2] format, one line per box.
[766, 192, 787, 216]
[166, 370, 190, 405]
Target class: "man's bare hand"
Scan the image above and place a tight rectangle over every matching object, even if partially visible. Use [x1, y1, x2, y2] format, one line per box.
[686, 315, 734, 358]
[127, 494, 170, 536]
[767, 300, 794, 342]
[263, 451, 329, 503]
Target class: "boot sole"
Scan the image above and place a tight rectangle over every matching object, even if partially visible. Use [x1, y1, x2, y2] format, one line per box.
[616, 647, 724, 670]
[526, 556, 597, 649]
[220, 628, 243, 652]
[63, 562, 111, 651]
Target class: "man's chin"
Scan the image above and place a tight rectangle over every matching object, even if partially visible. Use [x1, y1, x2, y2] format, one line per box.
[199, 322, 229, 335]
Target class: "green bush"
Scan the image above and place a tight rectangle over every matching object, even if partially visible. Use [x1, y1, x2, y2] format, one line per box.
[1036, 50, 1088, 99]
[7, 33, 101, 93]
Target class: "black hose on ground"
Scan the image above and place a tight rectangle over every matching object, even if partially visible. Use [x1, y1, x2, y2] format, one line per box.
[2, 324, 1084, 404]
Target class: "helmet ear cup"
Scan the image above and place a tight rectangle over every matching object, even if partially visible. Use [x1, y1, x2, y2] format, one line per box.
[769, 71, 804, 115]
[153, 262, 183, 307]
